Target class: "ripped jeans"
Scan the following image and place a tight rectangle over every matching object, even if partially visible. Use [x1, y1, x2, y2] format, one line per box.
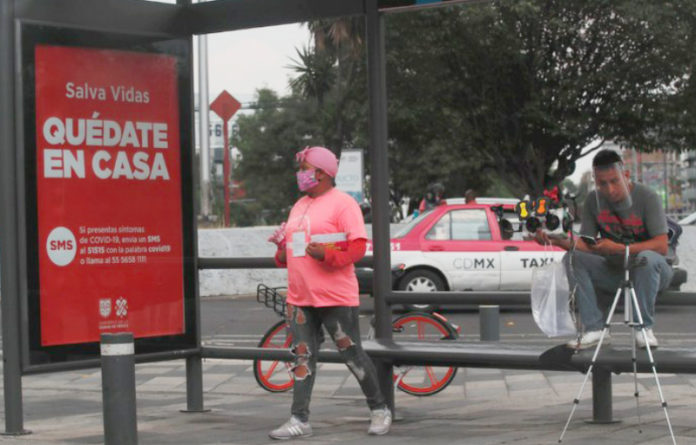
[287, 305, 386, 422]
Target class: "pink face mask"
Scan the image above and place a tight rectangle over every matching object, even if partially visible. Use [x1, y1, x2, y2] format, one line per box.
[296, 169, 319, 192]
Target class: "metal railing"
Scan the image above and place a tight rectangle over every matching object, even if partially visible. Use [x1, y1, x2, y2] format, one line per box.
[196, 254, 696, 424]
[198, 256, 694, 306]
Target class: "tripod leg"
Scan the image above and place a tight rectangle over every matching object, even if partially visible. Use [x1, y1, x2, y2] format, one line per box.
[627, 285, 643, 433]
[559, 286, 623, 443]
[629, 287, 677, 445]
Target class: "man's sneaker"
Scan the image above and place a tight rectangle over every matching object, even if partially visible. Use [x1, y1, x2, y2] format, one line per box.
[635, 328, 659, 349]
[367, 407, 392, 436]
[566, 330, 609, 350]
[269, 416, 313, 440]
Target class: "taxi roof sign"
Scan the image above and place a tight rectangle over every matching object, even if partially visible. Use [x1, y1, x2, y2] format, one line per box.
[444, 197, 520, 206]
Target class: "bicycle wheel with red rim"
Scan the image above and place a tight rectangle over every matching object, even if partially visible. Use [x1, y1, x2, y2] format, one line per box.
[253, 319, 294, 392]
[391, 312, 458, 396]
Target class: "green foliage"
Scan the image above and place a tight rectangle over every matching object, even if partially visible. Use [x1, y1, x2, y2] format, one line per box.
[288, 46, 335, 106]
[233, 19, 370, 224]
[385, 0, 696, 195]
[233, 0, 696, 223]
[233, 89, 311, 224]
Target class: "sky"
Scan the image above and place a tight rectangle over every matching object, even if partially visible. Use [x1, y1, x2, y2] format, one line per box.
[195, 24, 311, 108]
[152, 0, 310, 104]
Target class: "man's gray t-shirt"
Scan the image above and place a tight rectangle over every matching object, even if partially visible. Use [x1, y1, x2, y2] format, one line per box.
[581, 183, 667, 244]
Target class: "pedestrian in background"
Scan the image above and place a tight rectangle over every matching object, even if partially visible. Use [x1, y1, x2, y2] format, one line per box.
[418, 182, 445, 213]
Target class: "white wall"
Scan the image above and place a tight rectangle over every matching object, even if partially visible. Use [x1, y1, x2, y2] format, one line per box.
[198, 227, 287, 296]
[198, 225, 696, 296]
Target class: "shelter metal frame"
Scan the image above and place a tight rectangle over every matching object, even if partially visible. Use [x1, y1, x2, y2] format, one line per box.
[3, 0, 695, 437]
[1, 0, 394, 433]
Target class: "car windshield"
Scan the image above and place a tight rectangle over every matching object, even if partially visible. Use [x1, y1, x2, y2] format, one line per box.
[393, 210, 434, 238]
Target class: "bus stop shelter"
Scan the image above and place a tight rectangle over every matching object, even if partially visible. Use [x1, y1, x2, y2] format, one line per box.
[0, 0, 459, 434]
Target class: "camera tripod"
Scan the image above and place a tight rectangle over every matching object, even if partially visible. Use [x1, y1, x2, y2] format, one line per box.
[559, 245, 676, 445]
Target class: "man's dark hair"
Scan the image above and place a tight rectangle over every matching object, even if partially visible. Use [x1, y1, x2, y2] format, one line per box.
[592, 149, 623, 168]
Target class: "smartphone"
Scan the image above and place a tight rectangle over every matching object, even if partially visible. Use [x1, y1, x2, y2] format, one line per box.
[579, 235, 597, 246]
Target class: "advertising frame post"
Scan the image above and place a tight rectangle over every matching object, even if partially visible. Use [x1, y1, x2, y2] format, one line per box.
[0, 0, 430, 434]
[19, 24, 199, 371]
[0, 0, 30, 435]
[2, 0, 365, 433]
[0, 0, 204, 429]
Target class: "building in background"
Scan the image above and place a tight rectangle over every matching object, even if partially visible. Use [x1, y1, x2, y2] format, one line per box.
[622, 148, 686, 217]
[681, 151, 696, 213]
[194, 95, 224, 181]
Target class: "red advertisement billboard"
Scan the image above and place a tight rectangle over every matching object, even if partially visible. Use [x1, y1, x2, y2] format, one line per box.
[34, 45, 184, 346]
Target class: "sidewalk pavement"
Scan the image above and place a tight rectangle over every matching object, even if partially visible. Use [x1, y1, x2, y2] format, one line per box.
[2, 354, 696, 444]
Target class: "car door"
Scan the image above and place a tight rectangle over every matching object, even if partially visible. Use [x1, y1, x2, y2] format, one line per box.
[420, 208, 501, 291]
[497, 210, 565, 290]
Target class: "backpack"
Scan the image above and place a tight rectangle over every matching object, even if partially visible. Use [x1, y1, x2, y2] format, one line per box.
[666, 216, 682, 265]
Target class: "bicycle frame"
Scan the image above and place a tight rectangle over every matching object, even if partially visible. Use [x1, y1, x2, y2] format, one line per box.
[254, 284, 461, 396]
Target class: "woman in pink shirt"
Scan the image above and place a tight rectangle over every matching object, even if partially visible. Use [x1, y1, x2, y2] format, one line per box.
[268, 146, 391, 440]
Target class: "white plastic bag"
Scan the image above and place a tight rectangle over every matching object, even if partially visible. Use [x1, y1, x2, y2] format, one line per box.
[531, 261, 576, 337]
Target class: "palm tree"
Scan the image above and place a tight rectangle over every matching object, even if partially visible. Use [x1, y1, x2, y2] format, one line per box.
[287, 18, 367, 150]
[288, 46, 335, 106]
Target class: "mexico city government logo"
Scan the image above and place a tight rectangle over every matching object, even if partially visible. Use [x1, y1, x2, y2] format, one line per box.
[46, 226, 77, 266]
[99, 298, 128, 319]
[115, 297, 128, 318]
[99, 298, 112, 318]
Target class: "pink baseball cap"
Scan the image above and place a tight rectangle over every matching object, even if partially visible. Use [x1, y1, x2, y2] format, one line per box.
[295, 146, 339, 178]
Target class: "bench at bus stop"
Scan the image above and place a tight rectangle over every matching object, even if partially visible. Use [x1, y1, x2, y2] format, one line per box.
[202, 340, 696, 424]
[198, 258, 696, 423]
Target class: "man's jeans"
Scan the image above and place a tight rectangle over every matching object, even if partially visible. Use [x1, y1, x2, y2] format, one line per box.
[564, 250, 673, 331]
[287, 305, 386, 422]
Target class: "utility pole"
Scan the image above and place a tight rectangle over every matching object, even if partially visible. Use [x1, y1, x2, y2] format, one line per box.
[197, 33, 211, 219]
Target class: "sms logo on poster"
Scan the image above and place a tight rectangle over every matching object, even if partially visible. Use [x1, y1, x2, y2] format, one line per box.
[46, 226, 77, 266]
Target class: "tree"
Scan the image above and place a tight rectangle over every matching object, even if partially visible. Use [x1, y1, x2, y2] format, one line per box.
[234, 0, 696, 222]
[290, 18, 369, 152]
[234, 17, 371, 225]
[232, 89, 317, 225]
[384, 0, 696, 195]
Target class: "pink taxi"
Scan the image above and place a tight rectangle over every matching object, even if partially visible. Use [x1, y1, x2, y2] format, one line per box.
[361, 198, 565, 311]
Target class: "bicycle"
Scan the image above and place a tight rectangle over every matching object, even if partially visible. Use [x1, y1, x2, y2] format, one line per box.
[253, 284, 460, 396]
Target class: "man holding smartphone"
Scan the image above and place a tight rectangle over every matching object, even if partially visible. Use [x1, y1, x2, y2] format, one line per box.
[536, 149, 673, 349]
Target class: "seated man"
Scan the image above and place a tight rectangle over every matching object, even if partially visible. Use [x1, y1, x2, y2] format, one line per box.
[536, 149, 673, 349]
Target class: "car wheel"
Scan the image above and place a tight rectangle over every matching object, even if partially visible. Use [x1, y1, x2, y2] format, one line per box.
[397, 269, 445, 312]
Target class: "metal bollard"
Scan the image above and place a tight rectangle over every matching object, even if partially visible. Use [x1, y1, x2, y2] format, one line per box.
[101, 332, 138, 445]
[181, 356, 210, 413]
[589, 367, 618, 424]
[479, 305, 500, 341]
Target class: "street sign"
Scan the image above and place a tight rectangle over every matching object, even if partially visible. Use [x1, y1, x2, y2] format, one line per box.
[210, 90, 241, 226]
[210, 90, 241, 122]
[336, 149, 364, 204]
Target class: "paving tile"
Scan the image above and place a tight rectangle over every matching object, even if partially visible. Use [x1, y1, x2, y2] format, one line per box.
[6, 347, 696, 445]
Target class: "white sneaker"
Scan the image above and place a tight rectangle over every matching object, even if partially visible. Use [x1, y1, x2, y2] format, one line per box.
[367, 407, 392, 436]
[269, 416, 313, 440]
[566, 330, 610, 350]
[635, 328, 659, 349]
